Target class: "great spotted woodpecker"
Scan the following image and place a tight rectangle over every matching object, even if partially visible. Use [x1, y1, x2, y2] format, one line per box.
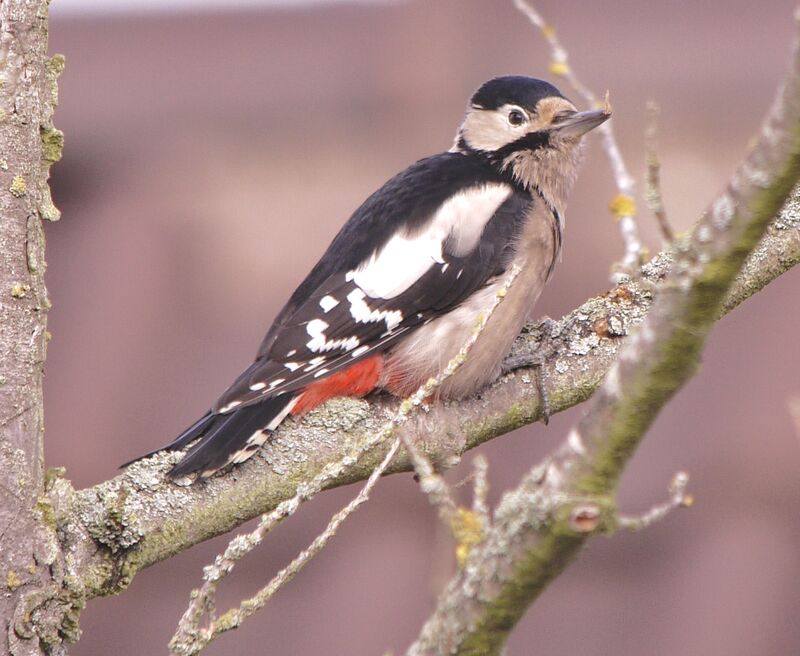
[130, 76, 610, 484]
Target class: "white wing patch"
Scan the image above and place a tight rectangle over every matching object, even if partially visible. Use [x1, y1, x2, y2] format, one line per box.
[349, 183, 512, 299]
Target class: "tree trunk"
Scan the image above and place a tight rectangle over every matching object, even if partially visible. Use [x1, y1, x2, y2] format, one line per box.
[0, 1, 69, 654]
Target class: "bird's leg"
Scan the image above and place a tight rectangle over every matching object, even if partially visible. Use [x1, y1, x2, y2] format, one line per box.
[501, 317, 558, 425]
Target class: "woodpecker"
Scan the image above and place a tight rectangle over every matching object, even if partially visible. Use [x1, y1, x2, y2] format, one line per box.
[129, 76, 610, 484]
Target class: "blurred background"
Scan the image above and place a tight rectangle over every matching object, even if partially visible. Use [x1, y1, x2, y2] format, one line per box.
[43, 0, 800, 654]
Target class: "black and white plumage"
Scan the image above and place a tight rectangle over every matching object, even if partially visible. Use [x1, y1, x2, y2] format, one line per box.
[128, 76, 610, 484]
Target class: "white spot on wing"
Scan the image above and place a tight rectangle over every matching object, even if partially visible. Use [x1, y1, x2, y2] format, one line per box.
[347, 287, 403, 332]
[304, 358, 326, 372]
[319, 295, 339, 312]
[313, 368, 330, 378]
[286, 349, 297, 357]
[305, 318, 358, 353]
[351, 345, 370, 358]
[268, 378, 286, 389]
[306, 318, 330, 351]
[249, 382, 266, 391]
[285, 361, 301, 371]
[351, 183, 511, 299]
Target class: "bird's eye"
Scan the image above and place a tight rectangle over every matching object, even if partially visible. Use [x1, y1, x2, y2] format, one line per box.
[507, 109, 526, 126]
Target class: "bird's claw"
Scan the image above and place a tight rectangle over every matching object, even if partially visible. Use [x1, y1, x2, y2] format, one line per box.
[501, 317, 558, 424]
[500, 354, 552, 425]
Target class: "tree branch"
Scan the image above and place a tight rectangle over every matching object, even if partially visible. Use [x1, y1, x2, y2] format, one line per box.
[407, 11, 800, 654]
[46, 174, 799, 603]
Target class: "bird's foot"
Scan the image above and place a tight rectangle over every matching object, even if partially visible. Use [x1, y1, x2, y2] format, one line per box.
[501, 317, 558, 425]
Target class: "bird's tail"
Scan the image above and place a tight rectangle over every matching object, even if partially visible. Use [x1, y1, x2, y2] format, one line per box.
[122, 394, 298, 485]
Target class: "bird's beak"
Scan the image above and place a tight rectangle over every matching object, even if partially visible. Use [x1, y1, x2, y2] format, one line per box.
[552, 108, 611, 138]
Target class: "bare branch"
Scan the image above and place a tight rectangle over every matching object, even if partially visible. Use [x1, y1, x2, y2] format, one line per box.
[645, 101, 675, 242]
[400, 265, 521, 526]
[618, 471, 692, 531]
[513, 0, 645, 275]
[470, 455, 490, 523]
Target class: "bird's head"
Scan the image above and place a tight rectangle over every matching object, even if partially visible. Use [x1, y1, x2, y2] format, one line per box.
[456, 76, 611, 212]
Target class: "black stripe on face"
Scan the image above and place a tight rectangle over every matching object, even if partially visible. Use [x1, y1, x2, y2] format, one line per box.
[490, 130, 551, 163]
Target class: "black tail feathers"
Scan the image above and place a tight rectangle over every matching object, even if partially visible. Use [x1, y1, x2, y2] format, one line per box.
[119, 412, 216, 468]
[122, 395, 296, 484]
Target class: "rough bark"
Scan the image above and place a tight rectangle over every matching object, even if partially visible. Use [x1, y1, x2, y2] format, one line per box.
[0, 1, 70, 654]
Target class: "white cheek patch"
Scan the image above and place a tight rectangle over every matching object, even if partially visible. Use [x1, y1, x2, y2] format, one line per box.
[461, 106, 528, 152]
[349, 183, 511, 299]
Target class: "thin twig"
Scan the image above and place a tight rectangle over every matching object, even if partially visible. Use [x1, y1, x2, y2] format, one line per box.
[618, 471, 692, 531]
[471, 455, 490, 523]
[645, 101, 675, 242]
[192, 437, 403, 646]
[169, 416, 403, 653]
[399, 265, 522, 524]
[513, 0, 645, 276]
